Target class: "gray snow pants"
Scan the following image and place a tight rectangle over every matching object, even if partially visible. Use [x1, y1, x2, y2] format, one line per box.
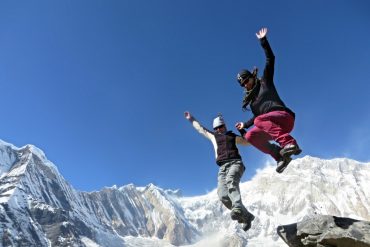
[217, 159, 247, 212]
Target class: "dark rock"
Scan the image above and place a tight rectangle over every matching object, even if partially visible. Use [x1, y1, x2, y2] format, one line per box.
[277, 215, 370, 247]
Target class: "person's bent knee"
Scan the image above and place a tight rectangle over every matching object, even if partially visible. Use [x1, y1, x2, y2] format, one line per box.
[226, 180, 239, 191]
[245, 131, 253, 141]
[245, 130, 259, 143]
[218, 193, 232, 209]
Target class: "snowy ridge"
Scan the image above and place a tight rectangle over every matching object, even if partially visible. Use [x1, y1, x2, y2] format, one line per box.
[0, 140, 21, 177]
[0, 140, 198, 246]
[0, 139, 370, 246]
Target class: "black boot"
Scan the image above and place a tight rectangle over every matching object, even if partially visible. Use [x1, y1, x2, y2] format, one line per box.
[280, 144, 302, 158]
[230, 208, 244, 222]
[241, 211, 255, 232]
[269, 143, 282, 158]
[276, 144, 301, 173]
[276, 156, 292, 173]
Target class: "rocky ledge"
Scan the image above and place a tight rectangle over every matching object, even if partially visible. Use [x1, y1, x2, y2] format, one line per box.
[277, 215, 370, 247]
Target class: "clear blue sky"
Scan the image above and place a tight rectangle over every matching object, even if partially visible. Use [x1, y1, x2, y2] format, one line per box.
[0, 1, 369, 195]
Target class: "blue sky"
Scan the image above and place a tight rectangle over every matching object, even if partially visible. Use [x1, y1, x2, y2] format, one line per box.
[0, 1, 369, 196]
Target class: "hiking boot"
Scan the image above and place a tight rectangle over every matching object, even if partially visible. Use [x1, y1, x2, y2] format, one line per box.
[279, 144, 302, 158]
[270, 143, 283, 160]
[230, 208, 244, 222]
[241, 211, 255, 232]
[276, 156, 292, 173]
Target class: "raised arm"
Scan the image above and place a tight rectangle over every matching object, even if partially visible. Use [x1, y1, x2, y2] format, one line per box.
[256, 28, 275, 83]
[235, 117, 255, 130]
[235, 132, 250, 146]
[184, 111, 214, 141]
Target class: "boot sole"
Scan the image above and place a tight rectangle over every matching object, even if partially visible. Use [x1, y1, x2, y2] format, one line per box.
[276, 157, 292, 173]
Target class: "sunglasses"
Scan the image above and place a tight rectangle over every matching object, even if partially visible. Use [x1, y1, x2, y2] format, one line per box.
[239, 77, 251, 87]
[213, 125, 225, 130]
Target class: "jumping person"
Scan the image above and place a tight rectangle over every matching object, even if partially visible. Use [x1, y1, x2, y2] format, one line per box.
[235, 27, 301, 173]
[184, 111, 254, 231]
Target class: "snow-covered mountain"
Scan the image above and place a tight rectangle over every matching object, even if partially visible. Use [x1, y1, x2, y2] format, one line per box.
[0, 139, 369, 247]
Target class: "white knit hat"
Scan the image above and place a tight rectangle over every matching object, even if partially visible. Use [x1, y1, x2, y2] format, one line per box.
[213, 114, 225, 129]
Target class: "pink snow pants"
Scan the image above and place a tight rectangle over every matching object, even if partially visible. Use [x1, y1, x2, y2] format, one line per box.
[245, 110, 297, 161]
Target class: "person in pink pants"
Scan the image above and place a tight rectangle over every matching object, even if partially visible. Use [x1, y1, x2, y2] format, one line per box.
[235, 27, 301, 173]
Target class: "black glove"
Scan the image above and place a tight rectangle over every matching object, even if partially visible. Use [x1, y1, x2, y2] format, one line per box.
[238, 128, 247, 137]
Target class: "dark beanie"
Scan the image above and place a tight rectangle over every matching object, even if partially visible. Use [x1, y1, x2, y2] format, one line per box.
[237, 69, 252, 86]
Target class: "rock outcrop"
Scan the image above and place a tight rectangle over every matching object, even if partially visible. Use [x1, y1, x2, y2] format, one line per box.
[277, 215, 370, 247]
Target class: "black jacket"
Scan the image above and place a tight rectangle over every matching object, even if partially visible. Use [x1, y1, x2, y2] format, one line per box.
[244, 37, 295, 129]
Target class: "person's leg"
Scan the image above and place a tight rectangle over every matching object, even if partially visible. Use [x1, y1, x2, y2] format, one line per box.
[245, 128, 281, 161]
[225, 160, 252, 220]
[253, 111, 301, 172]
[254, 111, 297, 147]
[254, 111, 301, 158]
[222, 160, 255, 229]
[225, 160, 245, 210]
[217, 165, 232, 210]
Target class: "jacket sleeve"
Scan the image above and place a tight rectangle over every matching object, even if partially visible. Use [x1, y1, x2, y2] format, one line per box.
[186, 115, 218, 159]
[260, 37, 275, 84]
[244, 117, 256, 129]
[187, 116, 215, 141]
[235, 135, 250, 146]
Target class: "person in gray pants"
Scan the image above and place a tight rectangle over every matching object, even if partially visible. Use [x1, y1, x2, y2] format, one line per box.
[184, 111, 255, 231]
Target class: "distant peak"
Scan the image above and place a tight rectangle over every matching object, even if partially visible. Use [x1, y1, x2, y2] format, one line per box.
[165, 189, 182, 197]
[22, 144, 47, 160]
